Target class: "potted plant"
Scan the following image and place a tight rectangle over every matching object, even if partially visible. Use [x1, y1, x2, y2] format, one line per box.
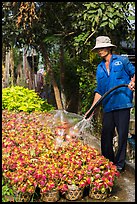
[2, 110, 120, 202]
[86, 156, 120, 199]
[36, 163, 61, 202]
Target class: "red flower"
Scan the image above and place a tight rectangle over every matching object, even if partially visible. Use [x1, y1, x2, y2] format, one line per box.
[86, 177, 91, 185]
[107, 181, 114, 187]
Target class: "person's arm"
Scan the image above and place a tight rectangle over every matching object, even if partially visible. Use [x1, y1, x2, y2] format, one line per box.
[84, 92, 102, 119]
[121, 56, 135, 91]
[128, 74, 135, 91]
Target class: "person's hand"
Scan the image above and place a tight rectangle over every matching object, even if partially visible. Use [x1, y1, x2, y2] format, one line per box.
[83, 108, 94, 120]
[128, 80, 135, 91]
[83, 111, 89, 119]
[83, 110, 91, 119]
[86, 111, 95, 120]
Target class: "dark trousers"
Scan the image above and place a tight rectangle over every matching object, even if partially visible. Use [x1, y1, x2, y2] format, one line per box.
[101, 108, 130, 168]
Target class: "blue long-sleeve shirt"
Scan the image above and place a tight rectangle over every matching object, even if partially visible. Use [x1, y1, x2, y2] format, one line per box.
[94, 54, 135, 112]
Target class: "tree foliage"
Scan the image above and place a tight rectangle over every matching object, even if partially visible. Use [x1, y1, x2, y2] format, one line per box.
[3, 2, 135, 51]
[2, 2, 135, 114]
[71, 2, 135, 54]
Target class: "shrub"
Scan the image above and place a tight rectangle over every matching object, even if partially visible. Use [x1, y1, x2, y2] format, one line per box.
[2, 86, 54, 113]
[2, 177, 15, 202]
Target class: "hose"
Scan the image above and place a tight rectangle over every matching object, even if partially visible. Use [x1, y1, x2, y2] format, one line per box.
[84, 84, 129, 119]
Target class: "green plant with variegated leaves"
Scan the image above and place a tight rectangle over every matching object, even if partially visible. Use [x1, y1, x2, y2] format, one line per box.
[2, 86, 54, 113]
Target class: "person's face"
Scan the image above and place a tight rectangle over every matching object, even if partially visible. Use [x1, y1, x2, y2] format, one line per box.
[96, 47, 111, 58]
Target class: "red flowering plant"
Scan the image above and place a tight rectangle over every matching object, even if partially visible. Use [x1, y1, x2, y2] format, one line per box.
[2, 110, 120, 201]
[34, 151, 63, 194]
[2, 110, 58, 199]
[85, 155, 120, 196]
[55, 140, 101, 194]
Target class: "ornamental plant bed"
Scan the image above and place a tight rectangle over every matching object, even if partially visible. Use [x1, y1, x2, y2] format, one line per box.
[2, 110, 120, 202]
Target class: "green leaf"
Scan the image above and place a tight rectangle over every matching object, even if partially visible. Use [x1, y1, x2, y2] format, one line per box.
[98, 8, 102, 16]
[100, 4, 105, 10]
[95, 15, 99, 23]
[92, 20, 96, 28]
[115, 12, 123, 18]
[102, 15, 108, 21]
[85, 3, 97, 9]
[101, 187, 106, 193]
[2, 186, 8, 192]
[113, 18, 119, 25]
[100, 21, 108, 27]
[9, 189, 14, 195]
[88, 10, 97, 14]
[108, 7, 114, 13]
[109, 22, 114, 29]
[109, 18, 114, 24]
[30, 149, 35, 156]
[83, 13, 87, 20]
[107, 12, 113, 18]
[84, 3, 91, 10]
[127, 16, 135, 21]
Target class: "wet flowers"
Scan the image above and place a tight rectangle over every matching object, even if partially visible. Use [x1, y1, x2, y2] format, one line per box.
[2, 110, 120, 198]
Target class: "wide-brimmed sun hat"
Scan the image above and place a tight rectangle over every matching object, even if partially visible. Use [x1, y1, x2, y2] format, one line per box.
[92, 36, 117, 51]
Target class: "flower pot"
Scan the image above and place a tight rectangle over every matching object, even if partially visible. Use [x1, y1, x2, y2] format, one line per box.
[65, 186, 84, 201]
[15, 192, 32, 202]
[41, 189, 60, 202]
[89, 188, 108, 200]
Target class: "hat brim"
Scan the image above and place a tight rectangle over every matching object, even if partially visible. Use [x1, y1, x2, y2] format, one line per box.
[92, 43, 117, 51]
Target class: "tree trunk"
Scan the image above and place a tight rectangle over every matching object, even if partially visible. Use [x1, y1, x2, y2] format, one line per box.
[30, 53, 35, 89]
[60, 44, 66, 109]
[59, 44, 79, 113]
[5, 49, 10, 87]
[16, 63, 23, 85]
[66, 82, 79, 113]
[2, 64, 5, 88]
[10, 47, 14, 86]
[40, 44, 63, 110]
[23, 48, 30, 88]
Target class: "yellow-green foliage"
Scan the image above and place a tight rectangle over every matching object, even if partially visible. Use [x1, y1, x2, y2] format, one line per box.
[2, 86, 54, 113]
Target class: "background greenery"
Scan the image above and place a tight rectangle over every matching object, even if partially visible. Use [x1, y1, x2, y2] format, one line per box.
[2, 2, 135, 136]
